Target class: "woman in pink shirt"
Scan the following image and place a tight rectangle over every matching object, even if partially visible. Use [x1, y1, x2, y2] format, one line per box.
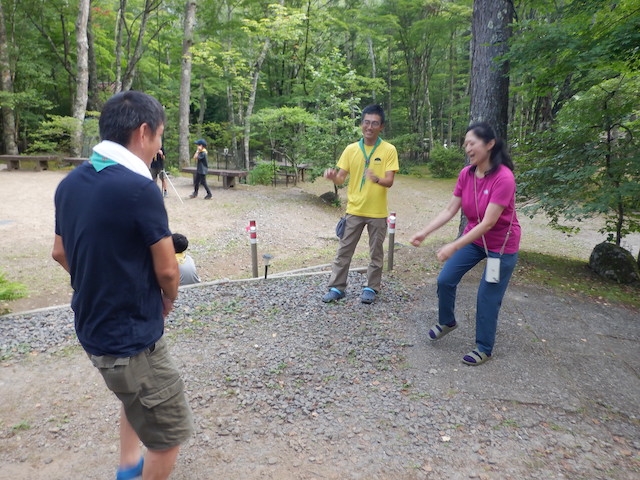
[410, 122, 521, 366]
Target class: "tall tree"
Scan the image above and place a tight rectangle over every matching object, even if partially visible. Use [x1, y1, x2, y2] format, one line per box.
[71, 0, 90, 158]
[512, 0, 640, 247]
[0, 1, 18, 154]
[239, 3, 305, 170]
[469, 0, 513, 140]
[179, 0, 196, 166]
[114, 0, 164, 92]
[459, 0, 513, 236]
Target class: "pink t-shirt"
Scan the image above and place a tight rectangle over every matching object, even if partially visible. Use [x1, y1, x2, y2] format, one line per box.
[453, 164, 521, 254]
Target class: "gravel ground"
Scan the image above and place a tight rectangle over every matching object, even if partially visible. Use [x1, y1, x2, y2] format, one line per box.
[1, 271, 638, 479]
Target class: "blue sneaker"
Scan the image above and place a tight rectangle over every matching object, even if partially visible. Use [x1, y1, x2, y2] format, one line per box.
[116, 457, 144, 480]
[360, 287, 377, 304]
[322, 288, 345, 303]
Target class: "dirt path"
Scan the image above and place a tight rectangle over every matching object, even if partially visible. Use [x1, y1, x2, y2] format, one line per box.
[1, 168, 630, 315]
[0, 168, 638, 480]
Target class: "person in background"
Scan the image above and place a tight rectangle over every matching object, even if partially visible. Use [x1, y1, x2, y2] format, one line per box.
[52, 90, 193, 479]
[322, 104, 399, 305]
[409, 122, 521, 366]
[172, 233, 201, 285]
[189, 139, 212, 199]
[150, 146, 168, 197]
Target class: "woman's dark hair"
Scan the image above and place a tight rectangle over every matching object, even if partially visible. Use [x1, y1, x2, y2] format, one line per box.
[466, 122, 514, 174]
[99, 90, 165, 147]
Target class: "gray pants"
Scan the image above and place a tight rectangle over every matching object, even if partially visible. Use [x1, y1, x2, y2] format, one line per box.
[328, 214, 387, 292]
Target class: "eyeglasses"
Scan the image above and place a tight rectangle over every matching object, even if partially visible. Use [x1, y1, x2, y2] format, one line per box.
[362, 120, 381, 127]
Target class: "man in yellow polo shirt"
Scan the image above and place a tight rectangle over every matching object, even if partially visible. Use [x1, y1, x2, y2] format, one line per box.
[323, 104, 399, 304]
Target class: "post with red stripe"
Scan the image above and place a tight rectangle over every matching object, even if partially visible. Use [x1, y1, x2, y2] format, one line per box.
[248, 220, 259, 278]
[387, 212, 396, 271]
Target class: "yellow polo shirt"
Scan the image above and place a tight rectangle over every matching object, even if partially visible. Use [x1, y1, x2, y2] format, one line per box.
[337, 139, 399, 218]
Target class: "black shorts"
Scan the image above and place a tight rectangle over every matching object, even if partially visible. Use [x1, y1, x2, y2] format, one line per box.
[150, 167, 166, 181]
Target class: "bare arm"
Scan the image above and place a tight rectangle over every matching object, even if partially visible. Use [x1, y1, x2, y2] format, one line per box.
[323, 167, 348, 185]
[365, 169, 396, 188]
[150, 236, 180, 317]
[435, 202, 505, 261]
[52, 234, 69, 273]
[410, 195, 462, 246]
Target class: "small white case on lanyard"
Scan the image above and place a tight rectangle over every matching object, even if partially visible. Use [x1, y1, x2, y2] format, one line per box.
[485, 257, 501, 283]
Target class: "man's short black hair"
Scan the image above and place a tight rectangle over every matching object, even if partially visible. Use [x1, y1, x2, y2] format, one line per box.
[99, 90, 165, 147]
[172, 233, 189, 254]
[361, 104, 385, 125]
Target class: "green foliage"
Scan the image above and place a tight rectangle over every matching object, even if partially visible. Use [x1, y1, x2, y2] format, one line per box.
[0, 271, 27, 302]
[508, 0, 639, 129]
[251, 106, 317, 168]
[517, 75, 640, 245]
[248, 161, 275, 186]
[288, 48, 387, 180]
[25, 115, 80, 155]
[429, 145, 465, 178]
[509, 0, 640, 246]
[25, 112, 99, 157]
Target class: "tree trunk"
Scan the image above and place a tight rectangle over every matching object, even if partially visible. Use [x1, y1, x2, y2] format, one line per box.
[71, 0, 90, 158]
[197, 77, 206, 129]
[243, 39, 271, 170]
[179, 0, 196, 168]
[461, 0, 514, 236]
[446, 32, 456, 148]
[468, 0, 513, 141]
[87, 8, 100, 112]
[0, 1, 18, 154]
[114, 0, 126, 92]
[121, 0, 158, 91]
[367, 36, 376, 102]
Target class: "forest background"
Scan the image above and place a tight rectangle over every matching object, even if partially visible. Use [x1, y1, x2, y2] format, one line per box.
[0, 0, 638, 253]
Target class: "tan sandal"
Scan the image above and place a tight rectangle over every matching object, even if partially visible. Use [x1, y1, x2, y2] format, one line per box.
[428, 322, 457, 341]
[462, 349, 492, 366]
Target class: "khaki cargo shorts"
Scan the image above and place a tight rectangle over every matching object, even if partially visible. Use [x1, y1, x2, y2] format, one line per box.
[89, 336, 193, 450]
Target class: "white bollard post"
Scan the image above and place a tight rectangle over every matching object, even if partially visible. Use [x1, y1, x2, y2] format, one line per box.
[248, 220, 258, 278]
[387, 212, 396, 271]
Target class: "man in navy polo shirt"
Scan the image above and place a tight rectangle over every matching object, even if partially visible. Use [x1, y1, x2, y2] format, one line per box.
[52, 91, 193, 480]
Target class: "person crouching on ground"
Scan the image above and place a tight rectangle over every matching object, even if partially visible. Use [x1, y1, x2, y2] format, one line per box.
[52, 90, 193, 479]
[409, 122, 521, 366]
[172, 233, 201, 286]
[322, 104, 399, 305]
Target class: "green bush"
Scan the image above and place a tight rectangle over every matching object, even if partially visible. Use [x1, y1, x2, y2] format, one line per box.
[0, 271, 26, 301]
[248, 161, 275, 186]
[429, 145, 465, 178]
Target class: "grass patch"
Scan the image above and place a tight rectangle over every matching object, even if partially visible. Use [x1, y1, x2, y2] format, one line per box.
[0, 271, 27, 302]
[12, 420, 31, 431]
[515, 250, 640, 309]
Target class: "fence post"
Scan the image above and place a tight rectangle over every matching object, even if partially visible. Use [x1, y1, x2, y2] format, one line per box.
[387, 212, 396, 271]
[248, 220, 259, 278]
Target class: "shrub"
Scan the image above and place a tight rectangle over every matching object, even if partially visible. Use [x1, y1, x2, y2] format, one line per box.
[429, 145, 465, 178]
[248, 161, 275, 186]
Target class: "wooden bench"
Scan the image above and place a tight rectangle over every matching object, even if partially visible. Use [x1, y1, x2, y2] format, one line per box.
[0, 155, 59, 171]
[297, 163, 310, 182]
[274, 170, 297, 187]
[181, 166, 248, 189]
[60, 157, 88, 167]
